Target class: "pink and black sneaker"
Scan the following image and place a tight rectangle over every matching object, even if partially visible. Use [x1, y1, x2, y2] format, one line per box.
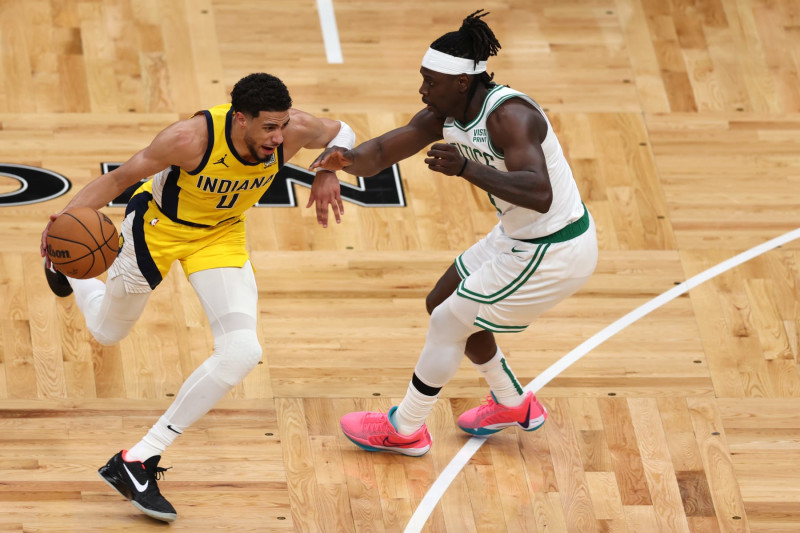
[457, 390, 547, 436]
[340, 406, 432, 457]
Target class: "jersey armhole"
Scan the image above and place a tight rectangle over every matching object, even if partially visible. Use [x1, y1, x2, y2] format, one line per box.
[186, 110, 214, 175]
[486, 95, 548, 157]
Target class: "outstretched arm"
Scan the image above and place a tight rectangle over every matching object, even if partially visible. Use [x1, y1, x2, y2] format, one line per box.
[63, 116, 208, 213]
[310, 108, 444, 177]
[41, 116, 208, 258]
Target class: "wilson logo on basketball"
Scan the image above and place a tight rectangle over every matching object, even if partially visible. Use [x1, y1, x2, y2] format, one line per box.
[46, 244, 71, 259]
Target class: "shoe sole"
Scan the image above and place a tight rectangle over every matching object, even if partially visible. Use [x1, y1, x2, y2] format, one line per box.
[131, 501, 177, 522]
[98, 470, 177, 522]
[342, 433, 430, 457]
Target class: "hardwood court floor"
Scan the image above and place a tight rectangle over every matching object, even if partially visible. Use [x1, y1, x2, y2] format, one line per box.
[0, 0, 799, 531]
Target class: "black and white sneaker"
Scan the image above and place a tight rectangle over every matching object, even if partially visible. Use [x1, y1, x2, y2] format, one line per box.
[43, 258, 73, 297]
[98, 451, 177, 522]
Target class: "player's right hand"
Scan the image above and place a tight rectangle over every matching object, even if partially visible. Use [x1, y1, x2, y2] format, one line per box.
[310, 147, 353, 172]
[41, 213, 59, 266]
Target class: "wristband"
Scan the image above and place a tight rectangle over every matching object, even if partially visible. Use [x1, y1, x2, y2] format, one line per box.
[456, 157, 469, 176]
[327, 121, 355, 150]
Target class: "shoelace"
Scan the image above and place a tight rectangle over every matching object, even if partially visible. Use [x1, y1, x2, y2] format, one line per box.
[476, 394, 499, 414]
[148, 465, 172, 482]
[363, 412, 394, 432]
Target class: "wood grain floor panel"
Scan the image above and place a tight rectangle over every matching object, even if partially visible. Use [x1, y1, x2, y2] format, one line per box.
[0, 0, 798, 531]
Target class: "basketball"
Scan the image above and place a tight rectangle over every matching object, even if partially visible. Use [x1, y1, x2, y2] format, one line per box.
[46, 207, 120, 279]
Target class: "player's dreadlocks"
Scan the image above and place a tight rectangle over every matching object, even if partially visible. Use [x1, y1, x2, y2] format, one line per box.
[430, 9, 501, 89]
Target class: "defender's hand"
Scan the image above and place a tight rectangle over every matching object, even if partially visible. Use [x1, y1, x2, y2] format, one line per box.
[310, 148, 353, 172]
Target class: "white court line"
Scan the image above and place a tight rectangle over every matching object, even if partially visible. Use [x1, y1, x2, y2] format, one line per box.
[316, 0, 343, 64]
[404, 227, 800, 533]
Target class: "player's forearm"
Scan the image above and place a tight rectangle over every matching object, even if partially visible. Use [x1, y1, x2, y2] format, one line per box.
[461, 164, 553, 213]
[337, 139, 389, 177]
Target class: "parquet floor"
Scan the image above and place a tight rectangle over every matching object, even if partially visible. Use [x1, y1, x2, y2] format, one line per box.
[0, 0, 798, 531]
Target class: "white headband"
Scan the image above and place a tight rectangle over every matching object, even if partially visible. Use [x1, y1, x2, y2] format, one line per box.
[421, 48, 487, 75]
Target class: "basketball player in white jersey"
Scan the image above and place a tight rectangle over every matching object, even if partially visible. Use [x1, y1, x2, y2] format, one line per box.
[39, 73, 355, 521]
[312, 10, 598, 456]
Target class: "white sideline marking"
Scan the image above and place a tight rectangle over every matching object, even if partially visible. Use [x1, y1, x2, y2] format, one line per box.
[316, 0, 343, 64]
[404, 227, 800, 533]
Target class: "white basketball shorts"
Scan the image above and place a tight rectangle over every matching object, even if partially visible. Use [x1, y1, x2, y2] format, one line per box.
[452, 211, 598, 333]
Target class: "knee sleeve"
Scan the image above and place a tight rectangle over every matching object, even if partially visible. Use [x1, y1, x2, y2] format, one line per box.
[426, 295, 479, 344]
[207, 329, 263, 387]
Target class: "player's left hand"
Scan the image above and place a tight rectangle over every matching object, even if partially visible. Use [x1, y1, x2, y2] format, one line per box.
[424, 143, 469, 176]
[306, 170, 344, 228]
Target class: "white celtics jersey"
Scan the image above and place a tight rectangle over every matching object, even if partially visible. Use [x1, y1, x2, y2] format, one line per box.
[442, 84, 584, 240]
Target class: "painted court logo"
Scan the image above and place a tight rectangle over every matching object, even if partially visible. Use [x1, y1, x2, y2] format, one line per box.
[0, 163, 406, 208]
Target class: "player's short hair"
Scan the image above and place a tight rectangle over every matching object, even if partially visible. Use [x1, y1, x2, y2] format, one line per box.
[430, 9, 501, 87]
[230, 73, 293, 117]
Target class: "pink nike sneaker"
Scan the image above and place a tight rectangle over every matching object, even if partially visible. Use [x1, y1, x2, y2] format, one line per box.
[457, 391, 547, 436]
[340, 406, 432, 456]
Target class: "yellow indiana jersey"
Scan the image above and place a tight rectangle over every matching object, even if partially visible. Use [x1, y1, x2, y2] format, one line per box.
[148, 103, 284, 227]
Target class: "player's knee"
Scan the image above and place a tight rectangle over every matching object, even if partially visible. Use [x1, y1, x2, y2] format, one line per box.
[213, 329, 263, 386]
[427, 302, 456, 338]
[427, 297, 478, 343]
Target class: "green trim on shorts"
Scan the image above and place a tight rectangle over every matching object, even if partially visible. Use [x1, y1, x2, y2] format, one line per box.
[455, 254, 470, 279]
[457, 243, 550, 304]
[474, 317, 528, 333]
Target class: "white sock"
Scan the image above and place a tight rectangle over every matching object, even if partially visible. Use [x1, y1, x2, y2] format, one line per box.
[472, 348, 525, 407]
[126, 415, 182, 462]
[393, 380, 439, 435]
[126, 358, 232, 462]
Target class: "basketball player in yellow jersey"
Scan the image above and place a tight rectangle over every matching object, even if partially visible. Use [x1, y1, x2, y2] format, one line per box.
[39, 73, 356, 522]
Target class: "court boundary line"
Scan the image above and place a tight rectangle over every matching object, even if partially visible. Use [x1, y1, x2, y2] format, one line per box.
[404, 227, 800, 532]
[316, 0, 343, 64]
